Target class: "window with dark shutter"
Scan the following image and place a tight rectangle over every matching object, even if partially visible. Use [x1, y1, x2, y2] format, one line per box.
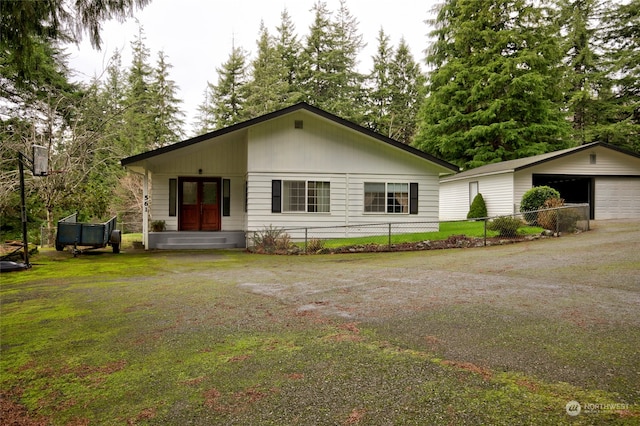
[169, 179, 177, 216]
[223, 179, 230, 216]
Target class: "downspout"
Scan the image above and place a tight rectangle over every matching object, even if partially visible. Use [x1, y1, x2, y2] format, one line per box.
[143, 169, 149, 250]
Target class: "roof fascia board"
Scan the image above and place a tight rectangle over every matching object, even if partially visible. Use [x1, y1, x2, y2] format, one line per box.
[441, 169, 515, 183]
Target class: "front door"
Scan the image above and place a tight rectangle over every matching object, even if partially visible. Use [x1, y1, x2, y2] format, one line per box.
[179, 178, 221, 231]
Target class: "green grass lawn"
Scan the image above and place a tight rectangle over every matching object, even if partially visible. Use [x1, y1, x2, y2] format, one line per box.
[318, 220, 543, 248]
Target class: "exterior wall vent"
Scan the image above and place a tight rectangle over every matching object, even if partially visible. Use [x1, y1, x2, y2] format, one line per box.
[294, 120, 303, 129]
[590, 153, 597, 164]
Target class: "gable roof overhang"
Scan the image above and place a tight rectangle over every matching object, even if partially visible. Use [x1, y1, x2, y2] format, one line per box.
[121, 102, 459, 174]
[440, 142, 640, 183]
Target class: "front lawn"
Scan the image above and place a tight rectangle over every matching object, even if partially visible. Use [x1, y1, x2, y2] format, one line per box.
[1, 223, 638, 424]
[318, 220, 543, 248]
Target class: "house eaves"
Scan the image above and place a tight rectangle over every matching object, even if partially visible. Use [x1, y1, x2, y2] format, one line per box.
[440, 142, 640, 183]
[121, 102, 459, 173]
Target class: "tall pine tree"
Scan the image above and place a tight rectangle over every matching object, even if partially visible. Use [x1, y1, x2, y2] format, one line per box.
[275, 9, 304, 104]
[150, 51, 185, 147]
[123, 26, 155, 155]
[242, 22, 291, 119]
[559, 0, 609, 145]
[601, 0, 640, 152]
[204, 45, 249, 129]
[298, 1, 365, 122]
[387, 38, 426, 144]
[367, 29, 395, 135]
[414, 0, 571, 169]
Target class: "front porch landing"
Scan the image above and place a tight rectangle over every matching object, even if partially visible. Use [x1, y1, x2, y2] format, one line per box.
[148, 231, 246, 250]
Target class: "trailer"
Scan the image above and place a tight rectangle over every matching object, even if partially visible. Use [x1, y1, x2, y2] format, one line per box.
[55, 213, 121, 256]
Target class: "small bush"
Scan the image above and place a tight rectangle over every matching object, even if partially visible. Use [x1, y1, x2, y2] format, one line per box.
[520, 186, 561, 224]
[251, 225, 293, 253]
[537, 197, 564, 230]
[467, 193, 488, 220]
[487, 216, 523, 237]
[151, 220, 166, 232]
[306, 238, 325, 253]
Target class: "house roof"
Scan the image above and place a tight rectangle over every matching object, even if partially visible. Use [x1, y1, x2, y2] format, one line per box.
[121, 102, 459, 172]
[440, 142, 640, 182]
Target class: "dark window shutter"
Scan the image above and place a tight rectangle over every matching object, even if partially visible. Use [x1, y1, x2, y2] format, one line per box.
[272, 180, 281, 213]
[410, 182, 418, 214]
[222, 179, 230, 216]
[169, 179, 177, 217]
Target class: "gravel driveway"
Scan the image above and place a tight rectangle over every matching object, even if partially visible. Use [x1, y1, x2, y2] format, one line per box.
[233, 219, 640, 401]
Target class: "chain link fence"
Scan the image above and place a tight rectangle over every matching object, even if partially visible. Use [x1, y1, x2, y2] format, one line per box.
[248, 204, 591, 254]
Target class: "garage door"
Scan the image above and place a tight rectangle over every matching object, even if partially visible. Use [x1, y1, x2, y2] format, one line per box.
[595, 177, 640, 219]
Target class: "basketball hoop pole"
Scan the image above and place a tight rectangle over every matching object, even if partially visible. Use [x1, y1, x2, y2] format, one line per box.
[18, 152, 31, 268]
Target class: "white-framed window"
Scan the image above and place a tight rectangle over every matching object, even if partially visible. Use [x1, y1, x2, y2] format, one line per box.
[364, 182, 412, 214]
[308, 181, 331, 213]
[283, 180, 306, 212]
[278, 180, 331, 213]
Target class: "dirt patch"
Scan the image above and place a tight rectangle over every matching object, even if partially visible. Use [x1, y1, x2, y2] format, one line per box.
[0, 390, 49, 426]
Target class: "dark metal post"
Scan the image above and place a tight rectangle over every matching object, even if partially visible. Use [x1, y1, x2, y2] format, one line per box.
[484, 218, 487, 246]
[18, 153, 30, 267]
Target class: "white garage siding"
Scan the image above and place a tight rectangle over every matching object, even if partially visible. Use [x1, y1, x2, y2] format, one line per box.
[595, 177, 640, 219]
[440, 172, 514, 220]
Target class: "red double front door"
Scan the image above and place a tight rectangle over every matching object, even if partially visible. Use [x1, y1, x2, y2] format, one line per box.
[179, 178, 221, 231]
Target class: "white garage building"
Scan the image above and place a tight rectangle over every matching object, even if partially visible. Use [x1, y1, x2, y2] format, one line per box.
[439, 142, 640, 221]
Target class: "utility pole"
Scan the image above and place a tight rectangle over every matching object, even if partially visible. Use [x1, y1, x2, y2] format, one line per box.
[18, 152, 30, 267]
[17, 145, 48, 268]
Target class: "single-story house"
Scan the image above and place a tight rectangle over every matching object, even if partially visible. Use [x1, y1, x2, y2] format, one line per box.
[121, 103, 458, 249]
[439, 142, 640, 221]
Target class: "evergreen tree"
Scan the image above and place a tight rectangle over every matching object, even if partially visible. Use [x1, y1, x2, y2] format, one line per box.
[206, 45, 249, 129]
[150, 51, 185, 147]
[275, 9, 304, 103]
[299, 1, 335, 106]
[558, 0, 609, 144]
[100, 50, 129, 153]
[123, 26, 155, 154]
[414, 0, 572, 169]
[329, 0, 366, 121]
[193, 88, 216, 135]
[243, 22, 291, 119]
[388, 38, 426, 144]
[102, 50, 127, 119]
[366, 29, 395, 135]
[0, 0, 150, 83]
[601, 0, 640, 152]
[298, 0, 365, 122]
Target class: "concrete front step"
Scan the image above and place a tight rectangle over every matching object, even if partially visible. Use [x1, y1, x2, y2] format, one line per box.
[148, 231, 246, 250]
[155, 242, 239, 249]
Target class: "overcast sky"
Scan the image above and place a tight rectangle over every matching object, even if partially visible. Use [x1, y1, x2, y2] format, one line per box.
[66, 0, 440, 135]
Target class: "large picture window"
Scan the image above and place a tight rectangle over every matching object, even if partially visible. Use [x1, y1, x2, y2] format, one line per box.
[275, 180, 331, 213]
[365, 182, 416, 214]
